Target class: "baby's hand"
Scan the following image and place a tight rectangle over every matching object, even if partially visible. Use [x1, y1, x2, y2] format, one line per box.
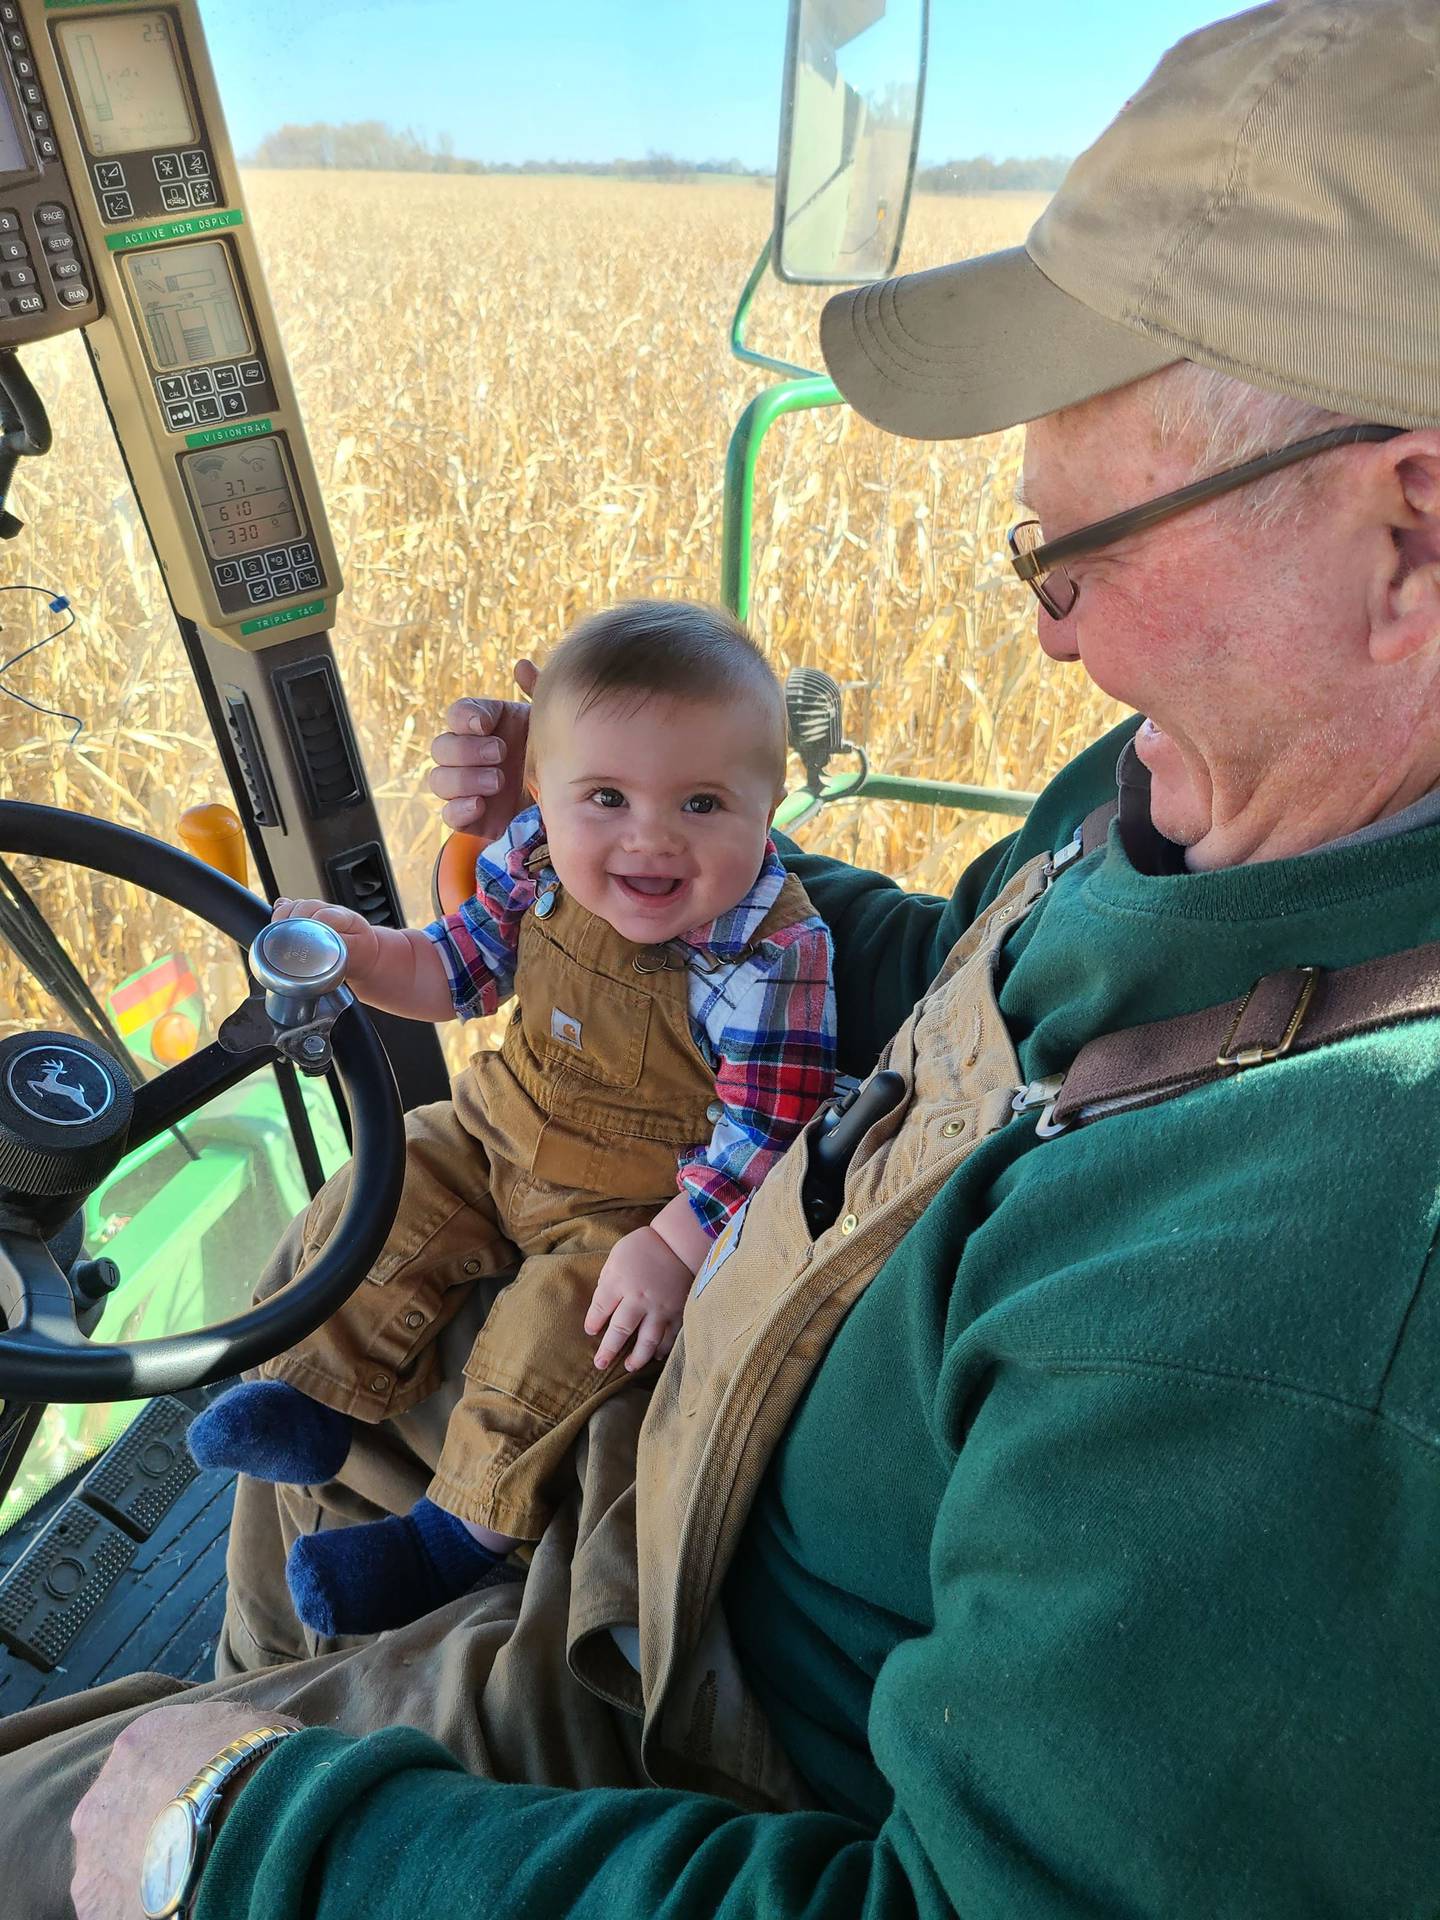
[270, 897, 380, 987]
[584, 1225, 694, 1372]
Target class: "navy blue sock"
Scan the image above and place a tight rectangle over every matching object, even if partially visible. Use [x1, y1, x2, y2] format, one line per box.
[285, 1498, 507, 1637]
[187, 1380, 353, 1484]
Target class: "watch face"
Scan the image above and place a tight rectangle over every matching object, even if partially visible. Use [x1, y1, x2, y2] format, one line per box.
[140, 1800, 197, 1918]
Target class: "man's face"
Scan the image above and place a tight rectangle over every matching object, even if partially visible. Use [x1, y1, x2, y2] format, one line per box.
[532, 689, 783, 944]
[1019, 379, 1384, 862]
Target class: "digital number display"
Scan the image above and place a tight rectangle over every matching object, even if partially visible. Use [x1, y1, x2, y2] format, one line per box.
[56, 11, 196, 157]
[0, 80, 29, 178]
[181, 438, 305, 562]
[123, 241, 252, 372]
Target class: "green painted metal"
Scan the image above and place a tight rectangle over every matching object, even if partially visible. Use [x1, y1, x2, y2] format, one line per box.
[721, 374, 840, 622]
[851, 772, 1038, 816]
[729, 237, 823, 382]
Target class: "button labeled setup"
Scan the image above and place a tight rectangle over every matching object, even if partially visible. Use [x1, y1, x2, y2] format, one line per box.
[181, 150, 210, 178]
[153, 153, 181, 182]
[214, 561, 242, 587]
[220, 391, 247, 416]
[193, 396, 221, 422]
[157, 375, 186, 401]
[164, 401, 197, 429]
[161, 183, 191, 211]
[94, 162, 125, 190]
[101, 191, 134, 221]
[188, 180, 218, 208]
[246, 579, 274, 604]
[43, 233, 73, 255]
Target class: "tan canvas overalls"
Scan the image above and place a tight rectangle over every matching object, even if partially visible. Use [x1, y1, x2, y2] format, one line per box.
[260, 856, 819, 1540]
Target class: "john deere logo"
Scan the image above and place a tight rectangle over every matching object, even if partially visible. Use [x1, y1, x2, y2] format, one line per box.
[6, 1046, 115, 1127]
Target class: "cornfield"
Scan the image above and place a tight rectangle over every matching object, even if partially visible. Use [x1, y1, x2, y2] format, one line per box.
[0, 173, 1124, 1068]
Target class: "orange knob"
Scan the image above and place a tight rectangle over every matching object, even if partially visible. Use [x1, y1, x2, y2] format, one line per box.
[178, 803, 249, 886]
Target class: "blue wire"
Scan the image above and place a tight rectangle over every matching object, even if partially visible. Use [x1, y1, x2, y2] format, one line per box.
[0, 583, 81, 745]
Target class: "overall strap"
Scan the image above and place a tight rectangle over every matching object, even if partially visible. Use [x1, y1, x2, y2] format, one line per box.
[1036, 943, 1440, 1135]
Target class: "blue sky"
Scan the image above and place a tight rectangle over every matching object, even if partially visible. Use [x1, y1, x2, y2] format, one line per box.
[202, 1, 1238, 170]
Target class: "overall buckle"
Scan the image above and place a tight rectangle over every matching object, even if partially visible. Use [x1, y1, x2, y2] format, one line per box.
[1215, 966, 1319, 1071]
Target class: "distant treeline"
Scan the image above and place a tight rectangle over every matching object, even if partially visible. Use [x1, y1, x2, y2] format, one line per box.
[245, 122, 767, 179]
[916, 155, 1072, 192]
[246, 121, 1070, 192]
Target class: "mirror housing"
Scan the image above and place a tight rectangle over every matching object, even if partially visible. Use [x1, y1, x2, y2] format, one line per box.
[772, 0, 928, 286]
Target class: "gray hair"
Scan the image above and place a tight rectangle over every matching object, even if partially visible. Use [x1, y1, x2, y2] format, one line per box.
[1147, 361, 1354, 530]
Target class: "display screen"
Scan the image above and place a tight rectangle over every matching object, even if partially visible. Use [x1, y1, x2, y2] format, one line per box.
[0, 79, 29, 178]
[181, 438, 306, 562]
[123, 241, 252, 372]
[56, 11, 196, 157]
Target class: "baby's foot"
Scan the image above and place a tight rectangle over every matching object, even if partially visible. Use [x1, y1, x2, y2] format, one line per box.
[187, 1379, 353, 1484]
[285, 1498, 508, 1636]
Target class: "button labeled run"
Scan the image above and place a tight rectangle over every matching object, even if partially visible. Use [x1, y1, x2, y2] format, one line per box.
[56, 285, 88, 307]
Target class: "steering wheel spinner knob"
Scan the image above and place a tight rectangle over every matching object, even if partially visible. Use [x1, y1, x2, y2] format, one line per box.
[249, 918, 349, 1026]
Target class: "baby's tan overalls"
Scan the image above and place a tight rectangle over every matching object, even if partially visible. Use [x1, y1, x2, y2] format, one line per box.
[260, 860, 816, 1540]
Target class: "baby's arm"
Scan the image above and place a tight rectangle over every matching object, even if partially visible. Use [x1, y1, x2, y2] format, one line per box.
[270, 899, 455, 1022]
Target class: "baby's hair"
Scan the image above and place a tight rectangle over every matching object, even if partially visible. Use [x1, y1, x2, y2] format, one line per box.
[531, 600, 786, 782]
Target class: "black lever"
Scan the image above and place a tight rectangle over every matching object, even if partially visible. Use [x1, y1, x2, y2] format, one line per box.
[800, 1069, 906, 1235]
[784, 665, 869, 798]
[0, 349, 52, 541]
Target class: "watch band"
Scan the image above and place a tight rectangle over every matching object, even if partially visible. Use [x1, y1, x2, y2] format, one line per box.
[140, 1724, 299, 1919]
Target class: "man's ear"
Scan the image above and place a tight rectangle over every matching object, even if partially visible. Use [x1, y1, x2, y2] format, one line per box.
[1372, 442, 1440, 666]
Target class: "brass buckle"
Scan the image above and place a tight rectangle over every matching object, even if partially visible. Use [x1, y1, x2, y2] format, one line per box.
[1215, 966, 1319, 1071]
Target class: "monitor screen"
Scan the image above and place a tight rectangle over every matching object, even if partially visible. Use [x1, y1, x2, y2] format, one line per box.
[56, 11, 196, 157]
[0, 79, 29, 178]
[181, 438, 306, 563]
[123, 241, 252, 371]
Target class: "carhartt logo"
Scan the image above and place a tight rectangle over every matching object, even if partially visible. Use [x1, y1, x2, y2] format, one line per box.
[551, 1009, 582, 1049]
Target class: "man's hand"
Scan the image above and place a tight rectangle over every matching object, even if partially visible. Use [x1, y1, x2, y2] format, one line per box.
[71, 1702, 303, 1920]
[429, 658, 539, 836]
[585, 1224, 695, 1371]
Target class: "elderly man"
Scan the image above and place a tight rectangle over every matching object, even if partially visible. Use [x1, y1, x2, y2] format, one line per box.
[4, 2, 1438, 1915]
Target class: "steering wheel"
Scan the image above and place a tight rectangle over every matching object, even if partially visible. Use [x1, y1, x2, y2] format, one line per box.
[0, 801, 404, 1403]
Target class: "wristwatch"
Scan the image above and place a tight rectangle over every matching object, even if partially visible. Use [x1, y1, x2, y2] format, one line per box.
[139, 1724, 299, 1918]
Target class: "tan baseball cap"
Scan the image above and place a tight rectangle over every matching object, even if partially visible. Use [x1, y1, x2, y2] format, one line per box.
[820, 0, 1440, 440]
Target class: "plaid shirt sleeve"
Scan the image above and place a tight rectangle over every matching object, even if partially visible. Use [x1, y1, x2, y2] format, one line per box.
[421, 806, 545, 1019]
[678, 918, 836, 1238]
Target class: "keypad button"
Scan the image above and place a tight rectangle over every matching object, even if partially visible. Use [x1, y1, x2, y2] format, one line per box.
[215, 560, 242, 586]
[0, 236, 27, 262]
[193, 395, 221, 421]
[246, 579, 274, 604]
[264, 549, 289, 575]
[182, 149, 210, 177]
[20, 83, 42, 110]
[238, 360, 265, 385]
[295, 565, 323, 591]
[0, 211, 18, 235]
[0, 5, 21, 25]
[160, 182, 191, 211]
[49, 257, 82, 281]
[28, 109, 50, 134]
[94, 162, 125, 190]
[101, 190, 133, 221]
[211, 365, 239, 391]
[240, 555, 266, 580]
[43, 233, 73, 255]
[153, 153, 181, 182]
[157, 375, 187, 402]
[0, 265, 33, 288]
[13, 56, 33, 81]
[56, 284, 88, 307]
[35, 135, 57, 162]
[220, 391, 247, 416]
[185, 369, 215, 396]
[34, 204, 67, 228]
[164, 400, 197, 429]
[188, 180, 218, 208]
[288, 542, 315, 567]
[10, 291, 43, 316]
[6, 29, 26, 53]
[270, 571, 297, 597]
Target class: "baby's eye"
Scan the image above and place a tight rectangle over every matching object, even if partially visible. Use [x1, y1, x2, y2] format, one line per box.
[683, 794, 719, 815]
[590, 787, 625, 809]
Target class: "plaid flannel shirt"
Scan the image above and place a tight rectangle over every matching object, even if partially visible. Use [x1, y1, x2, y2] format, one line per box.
[423, 805, 836, 1237]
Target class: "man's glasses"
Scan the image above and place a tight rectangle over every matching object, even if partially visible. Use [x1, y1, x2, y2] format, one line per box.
[1008, 422, 1404, 620]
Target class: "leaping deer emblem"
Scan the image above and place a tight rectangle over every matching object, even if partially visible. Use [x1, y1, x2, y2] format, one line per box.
[27, 1056, 102, 1120]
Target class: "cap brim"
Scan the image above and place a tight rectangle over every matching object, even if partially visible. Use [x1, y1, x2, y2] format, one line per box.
[820, 245, 1179, 441]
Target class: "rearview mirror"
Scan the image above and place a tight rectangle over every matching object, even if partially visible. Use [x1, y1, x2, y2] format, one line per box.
[772, 0, 928, 286]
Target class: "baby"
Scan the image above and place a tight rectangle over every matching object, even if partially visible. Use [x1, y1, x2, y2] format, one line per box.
[190, 600, 836, 1635]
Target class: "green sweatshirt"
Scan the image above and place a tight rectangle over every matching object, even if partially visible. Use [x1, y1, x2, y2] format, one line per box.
[202, 718, 1440, 1919]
